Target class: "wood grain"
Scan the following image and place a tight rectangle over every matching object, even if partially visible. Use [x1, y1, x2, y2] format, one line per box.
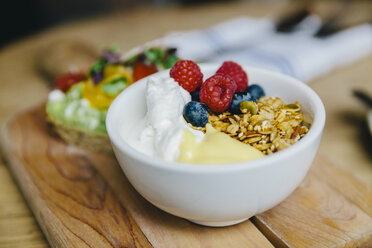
[312, 154, 372, 218]
[253, 156, 372, 248]
[1, 107, 151, 248]
[0, 159, 49, 248]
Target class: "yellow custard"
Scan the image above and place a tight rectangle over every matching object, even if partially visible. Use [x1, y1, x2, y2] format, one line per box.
[177, 124, 264, 164]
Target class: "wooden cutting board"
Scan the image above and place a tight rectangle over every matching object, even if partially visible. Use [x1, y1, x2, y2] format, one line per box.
[1, 106, 372, 248]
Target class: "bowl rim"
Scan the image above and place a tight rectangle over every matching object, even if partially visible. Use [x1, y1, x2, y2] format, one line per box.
[106, 64, 326, 174]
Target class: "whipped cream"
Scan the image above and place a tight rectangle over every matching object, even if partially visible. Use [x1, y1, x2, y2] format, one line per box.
[125, 76, 204, 161]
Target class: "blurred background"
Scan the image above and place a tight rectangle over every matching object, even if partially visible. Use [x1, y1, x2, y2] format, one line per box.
[1, 0, 232, 47]
[1, 0, 371, 48]
[4, 0, 372, 48]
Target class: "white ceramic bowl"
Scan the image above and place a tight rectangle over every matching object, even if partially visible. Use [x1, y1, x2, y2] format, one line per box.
[106, 64, 326, 227]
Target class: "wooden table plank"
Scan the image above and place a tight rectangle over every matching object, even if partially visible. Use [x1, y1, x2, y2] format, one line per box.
[0, 160, 49, 248]
[253, 156, 372, 248]
[1, 108, 152, 248]
[312, 154, 372, 218]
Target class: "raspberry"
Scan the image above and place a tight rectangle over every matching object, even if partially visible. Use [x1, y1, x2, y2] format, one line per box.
[170, 60, 203, 92]
[200, 74, 237, 113]
[216, 61, 248, 92]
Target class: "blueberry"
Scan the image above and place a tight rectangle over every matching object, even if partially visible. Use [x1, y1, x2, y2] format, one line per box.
[190, 87, 201, 102]
[228, 91, 256, 114]
[247, 84, 265, 100]
[183, 101, 209, 127]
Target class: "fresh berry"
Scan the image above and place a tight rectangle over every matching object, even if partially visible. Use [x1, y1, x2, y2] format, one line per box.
[133, 61, 158, 82]
[190, 87, 201, 102]
[183, 101, 209, 127]
[54, 72, 86, 92]
[247, 84, 265, 100]
[200, 74, 237, 113]
[170, 60, 203, 92]
[228, 90, 257, 114]
[216, 61, 248, 92]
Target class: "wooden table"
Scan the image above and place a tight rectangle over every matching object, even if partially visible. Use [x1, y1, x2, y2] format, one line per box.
[0, 1, 371, 247]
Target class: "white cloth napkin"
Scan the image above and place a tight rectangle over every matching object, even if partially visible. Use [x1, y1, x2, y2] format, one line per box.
[153, 17, 372, 82]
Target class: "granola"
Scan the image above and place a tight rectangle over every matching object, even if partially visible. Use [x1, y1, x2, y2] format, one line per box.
[194, 96, 310, 155]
